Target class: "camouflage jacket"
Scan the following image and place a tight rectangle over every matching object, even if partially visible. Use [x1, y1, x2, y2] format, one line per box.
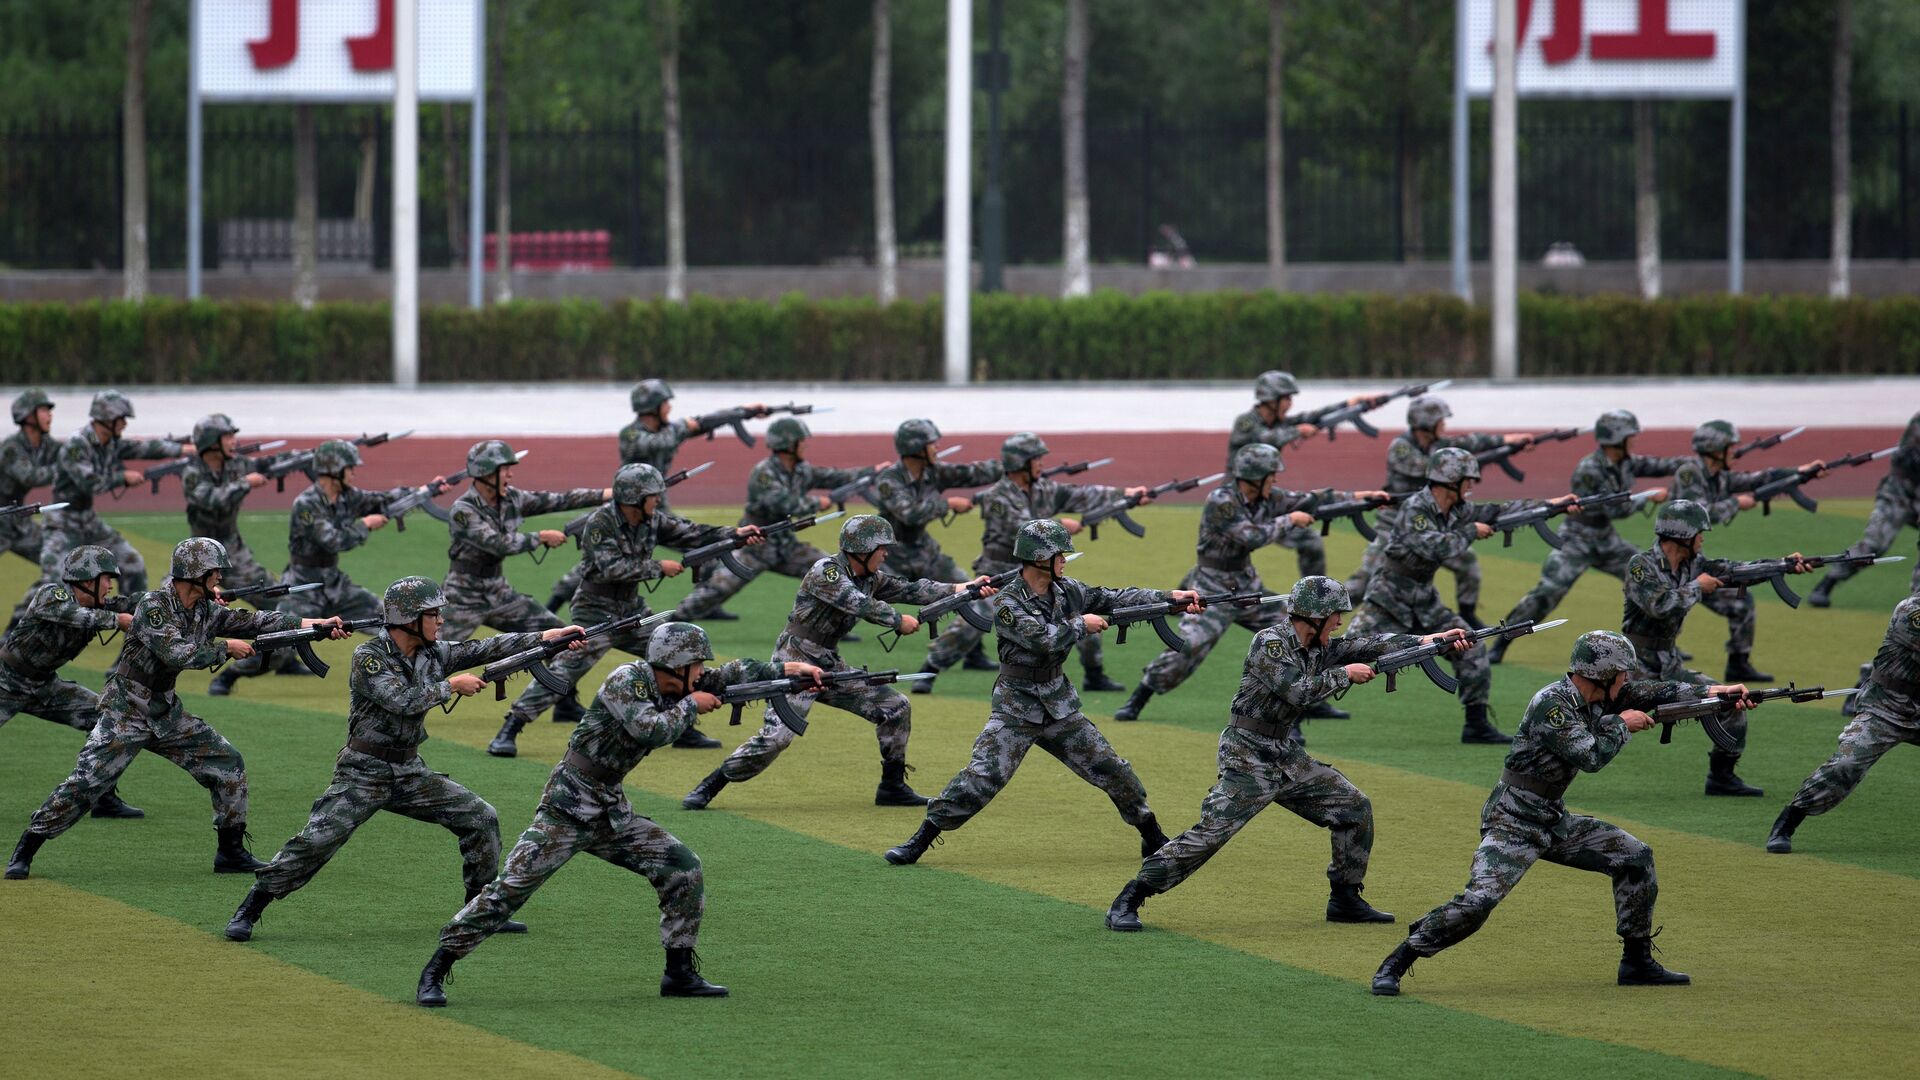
[0, 430, 59, 505]
[1670, 456, 1793, 525]
[1383, 432, 1506, 497]
[1492, 675, 1697, 828]
[973, 476, 1123, 570]
[741, 455, 870, 534]
[777, 554, 953, 660]
[575, 502, 732, 592]
[991, 575, 1163, 724]
[1858, 595, 1920, 722]
[872, 458, 1003, 547]
[51, 427, 181, 512]
[1875, 443, 1920, 506]
[618, 417, 692, 472]
[446, 485, 604, 572]
[1621, 546, 1734, 646]
[1566, 448, 1688, 532]
[112, 580, 296, 687]
[1376, 488, 1507, 585]
[1230, 625, 1420, 736]
[1225, 409, 1306, 470]
[0, 582, 134, 687]
[1194, 484, 1340, 572]
[345, 630, 544, 752]
[546, 657, 779, 821]
[287, 483, 407, 563]
[183, 449, 300, 542]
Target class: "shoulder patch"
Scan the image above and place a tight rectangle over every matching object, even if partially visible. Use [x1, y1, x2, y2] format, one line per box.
[1909, 608, 1920, 632]
[361, 653, 382, 674]
[1630, 562, 1648, 582]
[1264, 640, 1284, 659]
[823, 563, 840, 583]
[453, 510, 470, 526]
[588, 527, 607, 545]
[997, 605, 1015, 626]
[1411, 514, 1433, 531]
[145, 606, 166, 628]
[1544, 704, 1568, 727]
[50, 586, 70, 602]
[300, 509, 315, 525]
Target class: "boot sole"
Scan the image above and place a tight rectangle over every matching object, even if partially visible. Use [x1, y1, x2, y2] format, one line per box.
[875, 795, 930, 807]
[487, 747, 517, 758]
[5, 869, 29, 880]
[1370, 983, 1401, 996]
[417, 997, 447, 1008]
[1105, 917, 1143, 932]
[883, 851, 921, 866]
[1766, 838, 1793, 854]
[1704, 789, 1765, 797]
[90, 808, 146, 819]
[214, 862, 269, 874]
[681, 800, 711, 810]
[1618, 976, 1692, 986]
[1327, 912, 1397, 924]
[224, 926, 253, 942]
[660, 988, 730, 997]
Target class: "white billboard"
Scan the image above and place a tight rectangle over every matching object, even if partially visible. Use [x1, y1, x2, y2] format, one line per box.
[197, 0, 477, 102]
[1461, 0, 1742, 99]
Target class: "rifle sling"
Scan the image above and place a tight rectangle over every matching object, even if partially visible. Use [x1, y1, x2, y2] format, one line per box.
[562, 748, 627, 787]
[1499, 768, 1572, 801]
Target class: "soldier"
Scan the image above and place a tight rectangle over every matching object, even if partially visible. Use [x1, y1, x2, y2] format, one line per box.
[489, 463, 759, 758]
[2, 390, 59, 572]
[417, 623, 826, 1006]
[6, 539, 348, 881]
[681, 514, 993, 812]
[182, 414, 303, 599]
[37, 390, 182, 596]
[224, 577, 585, 942]
[1225, 370, 1336, 578]
[1345, 395, 1535, 626]
[1489, 410, 1679, 663]
[1115, 443, 1379, 724]
[912, 433, 1150, 694]
[1621, 500, 1809, 797]
[1767, 595, 1920, 853]
[1813, 410, 1920, 608]
[1369, 631, 1745, 996]
[0, 546, 145, 820]
[882, 519, 1197, 867]
[1106, 576, 1470, 934]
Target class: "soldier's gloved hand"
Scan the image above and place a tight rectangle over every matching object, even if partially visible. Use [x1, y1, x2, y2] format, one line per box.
[782, 661, 827, 689]
[660, 559, 686, 577]
[225, 639, 256, 660]
[1344, 664, 1377, 684]
[688, 691, 724, 713]
[896, 614, 922, 635]
[448, 674, 486, 697]
[1620, 709, 1655, 733]
[541, 625, 588, 650]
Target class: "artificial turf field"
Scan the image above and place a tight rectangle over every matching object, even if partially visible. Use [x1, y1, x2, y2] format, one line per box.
[1, 502, 1915, 1080]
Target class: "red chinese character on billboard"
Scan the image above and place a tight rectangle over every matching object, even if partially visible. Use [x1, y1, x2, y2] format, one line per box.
[248, 0, 397, 72]
[1501, 0, 1716, 64]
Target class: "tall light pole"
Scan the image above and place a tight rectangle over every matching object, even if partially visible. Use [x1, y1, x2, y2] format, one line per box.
[393, 0, 420, 386]
[1490, 0, 1518, 382]
[943, 0, 973, 385]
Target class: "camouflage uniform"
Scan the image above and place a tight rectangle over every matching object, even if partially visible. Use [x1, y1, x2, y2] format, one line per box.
[183, 446, 302, 598]
[278, 481, 412, 621]
[0, 581, 134, 736]
[1226, 384, 1322, 577]
[1779, 597, 1920, 820]
[675, 455, 872, 618]
[440, 483, 603, 643]
[1621, 545, 1737, 690]
[1346, 430, 1505, 609]
[1818, 414, 1920, 597]
[545, 406, 699, 606]
[1670, 432, 1797, 657]
[39, 426, 181, 595]
[0, 427, 59, 572]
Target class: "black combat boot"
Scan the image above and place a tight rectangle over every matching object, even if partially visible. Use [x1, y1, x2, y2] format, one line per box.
[1371, 940, 1423, 995]
[487, 713, 528, 758]
[213, 826, 269, 874]
[673, 724, 721, 749]
[1806, 575, 1837, 609]
[909, 661, 938, 695]
[5, 831, 48, 880]
[705, 608, 741, 622]
[1114, 685, 1153, 722]
[545, 583, 573, 614]
[551, 692, 585, 724]
[467, 886, 524, 933]
[225, 885, 276, 942]
[962, 645, 1000, 672]
[1136, 814, 1170, 858]
[1105, 878, 1158, 932]
[884, 820, 942, 865]
[1326, 882, 1395, 924]
[875, 761, 928, 807]
[207, 667, 241, 697]
[1460, 704, 1512, 745]
[89, 786, 145, 819]
[1618, 935, 1690, 986]
[1304, 700, 1350, 720]
[661, 946, 729, 997]
[682, 768, 731, 810]
[416, 947, 456, 1007]
[1081, 665, 1125, 692]
[1459, 604, 1486, 631]
[1724, 652, 1774, 684]
[1766, 805, 1807, 854]
[1705, 751, 1763, 797]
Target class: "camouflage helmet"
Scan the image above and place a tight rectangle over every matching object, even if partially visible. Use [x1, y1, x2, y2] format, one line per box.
[630, 378, 674, 414]
[1013, 518, 1075, 563]
[1594, 409, 1641, 446]
[765, 417, 810, 453]
[1001, 432, 1050, 472]
[466, 439, 518, 478]
[89, 390, 135, 423]
[895, 418, 941, 456]
[1653, 499, 1711, 540]
[613, 463, 667, 505]
[1407, 395, 1452, 430]
[170, 537, 232, 580]
[10, 388, 51, 425]
[647, 622, 715, 668]
[1287, 575, 1353, 619]
[840, 514, 897, 554]
[1254, 370, 1300, 402]
[311, 439, 363, 476]
[192, 413, 240, 453]
[1568, 630, 1639, 680]
[60, 545, 121, 583]
[1691, 420, 1739, 455]
[382, 576, 446, 623]
[1232, 442, 1284, 481]
[1426, 446, 1481, 485]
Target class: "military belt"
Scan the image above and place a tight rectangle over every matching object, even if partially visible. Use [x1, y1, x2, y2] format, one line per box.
[0, 645, 56, 685]
[1229, 713, 1296, 740]
[576, 578, 639, 603]
[290, 553, 339, 570]
[346, 737, 419, 764]
[1197, 553, 1251, 573]
[562, 748, 627, 786]
[448, 556, 504, 579]
[1499, 768, 1571, 801]
[981, 546, 1016, 566]
[999, 661, 1064, 684]
[1625, 633, 1672, 661]
[110, 661, 178, 695]
[781, 621, 842, 650]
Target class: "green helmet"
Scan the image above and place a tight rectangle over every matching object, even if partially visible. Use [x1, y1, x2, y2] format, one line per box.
[1232, 442, 1284, 481]
[614, 463, 666, 505]
[1568, 630, 1639, 680]
[630, 379, 674, 414]
[311, 439, 362, 476]
[1691, 420, 1739, 455]
[1013, 518, 1075, 563]
[1426, 446, 1480, 484]
[11, 389, 51, 425]
[840, 514, 896, 554]
[647, 622, 715, 668]
[466, 439, 518, 479]
[60, 545, 121, 582]
[382, 576, 445, 623]
[765, 417, 810, 453]
[895, 418, 941, 457]
[89, 390, 135, 423]
[1407, 395, 1452, 430]
[170, 537, 232, 580]
[1654, 499, 1711, 540]
[1595, 410, 1641, 446]
[1287, 575, 1352, 619]
[192, 413, 240, 453]
[1254, 370, 1300, 402]
[1001, 432, 1050, 472]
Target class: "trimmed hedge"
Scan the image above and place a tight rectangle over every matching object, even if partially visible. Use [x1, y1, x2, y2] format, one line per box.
[3, 292, 1917, 384]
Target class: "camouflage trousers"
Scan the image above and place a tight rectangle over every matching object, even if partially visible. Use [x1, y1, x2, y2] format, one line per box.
[0, 671, 99, 734]
[675, 538, 827, 619]
[1784, 709, 1917, 817]
[1346, 537, 1482, 610]
[440, 801, 703, 956]
[29, 693, 247, 837]
[440, 571, 562, 644]
[256, 748, 501, 898]
[1140, 568, 1289, 696]
[927, 711, 1153, 832]
[507, 597, 659, 722]
[1822, 489, 1920, 591]
[547, 561, 584, 610]
[39, 508, 148, 594]
[719, 639, 911, 784]
[1405, 809, 1657, 954]
[2, 514, 45, 625]
[1699, 584, 1757, 656]
[1502, 522, 1639, 627]
[1348, 574, 1490, 707]
[1138, 727, 1373, 892]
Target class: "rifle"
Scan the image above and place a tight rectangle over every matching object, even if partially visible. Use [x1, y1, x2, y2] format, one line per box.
[1083, 473, 1225, 541]
[386, 450, 529, 532]
[1711, 553, 1906, 609]
[1732, 425, 1806, 460]
[1750, 446, 1897, 515]
[561, 461, 712, 540]
[145, 440, 289, 494]
[217, 580, 321, 604]
[0, 501, 66, 520]
[682, 510, 843, 578]
[718, 667, 932, 734]
[1651, 683, 1856, 754]
[973, 458, 1112, 500]
[1372, 618, 1567, 693]
[261, 430, 414, 492]
[1110, 591, 1285, 650]
[479, 610, 678, 699]
[1291, 380, 1453, 441]
[1492, 490, 1656, 549]
[691, 403, 830, 448]
[251, 616, 384, 677]
[892, 553, 1084, 643]
[1312, 492, 1412, 542]
[1473, 428, 1583, 483]
[827, 446, 960, 511]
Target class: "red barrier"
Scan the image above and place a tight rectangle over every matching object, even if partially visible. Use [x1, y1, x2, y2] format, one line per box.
[482, 230, 612, 271]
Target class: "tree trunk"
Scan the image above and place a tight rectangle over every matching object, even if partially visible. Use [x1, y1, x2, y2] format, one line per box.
[658, 0, 687, 302]
[441, 103, 466, 266]
[491, 4, 511, 303]
[1060, 0, 1091, 297]
[1634, 99, 1660, 299]
[871, 0, 898, 304]
[293, 104, 318, 308]
[1830, 0, 1852, 299]
[122, 0, 152, 301]
[1398, 109, 1423, 261]
[1265, 0, 1286, 291]
[354, 116, 377, 224]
